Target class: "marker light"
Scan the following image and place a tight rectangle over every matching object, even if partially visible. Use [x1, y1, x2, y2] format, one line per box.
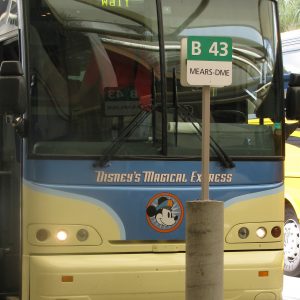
[256, 227, 267, 239]
[56, 230, 68, 241]
[36, 229, 49, 241]
[238, 227, 249, 239]
[271, 226, 281, 238]
[258, 271, 269, 277]
[61, 275, 73, 282]
[76, 229, 89, 242]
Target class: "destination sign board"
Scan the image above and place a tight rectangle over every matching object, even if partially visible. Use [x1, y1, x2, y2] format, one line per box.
[181, 36, 232, 87]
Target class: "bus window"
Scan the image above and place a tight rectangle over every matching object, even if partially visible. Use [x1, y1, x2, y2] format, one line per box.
[0, 2, 20, 297]
[28, 0, 281, 161]
[0, 0, 10, 26]
[0, 0, 18, 35]
[28, 0, 160, 156]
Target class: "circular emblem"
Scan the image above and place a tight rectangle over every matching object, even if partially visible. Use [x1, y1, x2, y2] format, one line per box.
[146, 192, 184, 233]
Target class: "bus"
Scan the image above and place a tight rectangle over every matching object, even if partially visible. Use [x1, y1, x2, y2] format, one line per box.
[281, 29, 300, 277]
[0, 0, 291, 299]
[284, 130, 300, 277]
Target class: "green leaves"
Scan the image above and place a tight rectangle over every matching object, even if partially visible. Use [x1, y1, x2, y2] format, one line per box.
[279, 0, 300, 32]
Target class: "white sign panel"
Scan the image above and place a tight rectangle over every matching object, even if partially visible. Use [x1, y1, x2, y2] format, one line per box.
[180, 36, 233, 87]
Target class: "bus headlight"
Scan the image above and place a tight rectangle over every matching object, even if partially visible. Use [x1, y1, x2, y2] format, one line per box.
[256, 227, 267, 239]
[29, 224, 102, 246]
[226, 222, 281, 244]
[56, 230, 68, 241]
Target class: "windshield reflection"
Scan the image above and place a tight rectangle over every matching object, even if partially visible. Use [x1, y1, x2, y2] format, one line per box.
[28, 0, 281, 158]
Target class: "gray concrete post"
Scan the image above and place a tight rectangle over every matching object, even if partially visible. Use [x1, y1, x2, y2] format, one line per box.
[186, 200, 224, 299]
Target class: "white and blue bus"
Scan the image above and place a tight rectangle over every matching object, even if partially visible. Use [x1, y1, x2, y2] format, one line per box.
[281, 28, 300, 277]
[0, 0, 295, 299]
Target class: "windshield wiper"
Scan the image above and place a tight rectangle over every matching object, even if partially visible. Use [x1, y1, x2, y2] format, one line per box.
[94, 68, 158, 168]
[156, 0, 168, 155]
[172, 69, 235, 169]
[93, 108, 154, 168]
[177, 104, 235, 169]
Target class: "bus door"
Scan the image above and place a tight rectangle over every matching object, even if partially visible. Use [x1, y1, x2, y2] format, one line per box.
[0, 1, 22, 299]
[0, 115, 21, 300]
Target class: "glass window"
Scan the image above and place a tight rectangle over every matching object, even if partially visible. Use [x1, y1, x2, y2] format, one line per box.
[162, 0, 280, 158]
[28, 0, 282, 160]
[0, 0, 10, 26]
[0, 0, 18, 34]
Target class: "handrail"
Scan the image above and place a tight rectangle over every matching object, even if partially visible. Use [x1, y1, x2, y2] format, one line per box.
[0, 170, 12, 175]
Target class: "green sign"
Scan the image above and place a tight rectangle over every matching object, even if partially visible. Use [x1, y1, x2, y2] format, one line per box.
[187, 36, 232, 62]
[180, 36, 233, 86]
[100, 0, 129, 7]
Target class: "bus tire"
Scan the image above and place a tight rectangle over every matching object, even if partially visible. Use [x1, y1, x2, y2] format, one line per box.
[284, 205, 300, 277]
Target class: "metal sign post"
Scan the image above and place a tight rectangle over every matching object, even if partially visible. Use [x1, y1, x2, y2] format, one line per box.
[201, 85, 210, 200]
[181, 36, 232, 300]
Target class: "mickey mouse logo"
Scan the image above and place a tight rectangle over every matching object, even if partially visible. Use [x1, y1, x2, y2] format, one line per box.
[146, 192, 184, 233]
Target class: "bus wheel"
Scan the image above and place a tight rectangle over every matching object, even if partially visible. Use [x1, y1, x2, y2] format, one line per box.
[284, 205, 300, 277]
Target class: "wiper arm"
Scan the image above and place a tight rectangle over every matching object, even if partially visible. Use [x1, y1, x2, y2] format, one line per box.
[93, 109, 153, 168]
[94, 68, 158, 168]
[178, 104, 235, 169]
[171, 68, 234, 169]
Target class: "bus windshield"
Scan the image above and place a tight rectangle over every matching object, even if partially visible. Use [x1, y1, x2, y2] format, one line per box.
[28, 0, 282, 159]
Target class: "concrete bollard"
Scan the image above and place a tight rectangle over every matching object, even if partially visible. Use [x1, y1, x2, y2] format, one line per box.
[186, 200, 224, 300]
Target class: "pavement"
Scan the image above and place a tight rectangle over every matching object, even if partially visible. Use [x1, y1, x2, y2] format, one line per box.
[283, 275, 300, 299]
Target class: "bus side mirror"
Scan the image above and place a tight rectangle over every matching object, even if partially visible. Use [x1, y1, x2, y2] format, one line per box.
[0, 61, 26, 115]
[286, 73, 300, 120]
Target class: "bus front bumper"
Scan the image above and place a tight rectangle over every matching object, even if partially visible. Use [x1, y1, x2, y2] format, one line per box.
[28, 250, 283, 300]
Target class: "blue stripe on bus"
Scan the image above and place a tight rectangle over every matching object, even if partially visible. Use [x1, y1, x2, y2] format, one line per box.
[24, 160, 283, 185]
